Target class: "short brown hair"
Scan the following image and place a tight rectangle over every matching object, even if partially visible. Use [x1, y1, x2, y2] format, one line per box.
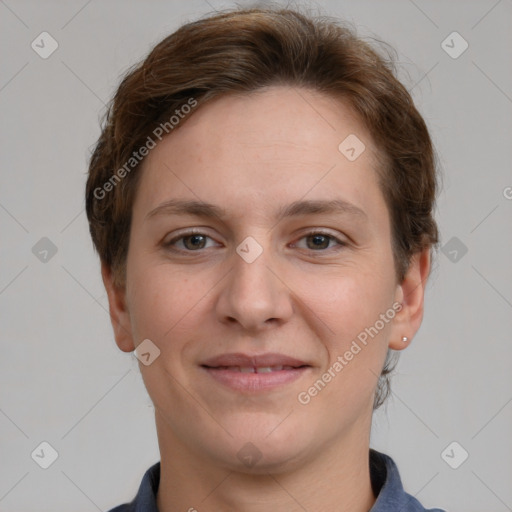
[85, 7, 439, 409]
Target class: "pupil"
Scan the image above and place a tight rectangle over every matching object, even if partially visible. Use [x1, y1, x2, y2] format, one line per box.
[185, 235, 205, 250]
[309, 235, 329, 249]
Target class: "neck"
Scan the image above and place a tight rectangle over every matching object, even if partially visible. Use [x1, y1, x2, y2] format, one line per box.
[155, 410, 376, 512]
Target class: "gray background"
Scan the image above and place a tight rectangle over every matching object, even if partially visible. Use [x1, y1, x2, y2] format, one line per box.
[1, 0, 511, 510]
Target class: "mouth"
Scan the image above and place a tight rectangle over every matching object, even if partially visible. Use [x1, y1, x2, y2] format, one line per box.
[200, 353, 312, 392]
[204, 365, 306, 373]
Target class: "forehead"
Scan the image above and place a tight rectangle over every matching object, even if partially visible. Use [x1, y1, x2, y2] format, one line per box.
[133, 86, 388, 228]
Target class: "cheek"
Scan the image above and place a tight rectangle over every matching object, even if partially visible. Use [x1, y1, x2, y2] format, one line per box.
[292, 264, 393, 398]
[291, 264, 392, 338]
[127, 260, 198, 342]
[302, 278, 391, 413]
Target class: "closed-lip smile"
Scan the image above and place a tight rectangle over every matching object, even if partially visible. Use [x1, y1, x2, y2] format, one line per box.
[200, 352, 312, 392]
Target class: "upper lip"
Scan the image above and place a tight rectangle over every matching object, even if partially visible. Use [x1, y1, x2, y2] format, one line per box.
[201, 352, 310, 368]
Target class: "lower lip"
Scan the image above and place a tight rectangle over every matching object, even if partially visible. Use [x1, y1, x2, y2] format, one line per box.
[201, 366, 310, 392]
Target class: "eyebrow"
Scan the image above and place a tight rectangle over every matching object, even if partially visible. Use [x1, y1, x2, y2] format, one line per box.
[145, 198, 367, 223]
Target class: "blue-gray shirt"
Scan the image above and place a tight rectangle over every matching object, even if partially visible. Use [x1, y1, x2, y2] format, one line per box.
[108, 449, 445, 511]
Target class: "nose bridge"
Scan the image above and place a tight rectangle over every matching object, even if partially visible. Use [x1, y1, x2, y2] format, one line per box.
[215, 236, 292, 330]
[233, 246, 273, 297]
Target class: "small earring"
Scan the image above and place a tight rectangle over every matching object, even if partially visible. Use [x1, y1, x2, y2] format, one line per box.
[402, 336, 408, 342]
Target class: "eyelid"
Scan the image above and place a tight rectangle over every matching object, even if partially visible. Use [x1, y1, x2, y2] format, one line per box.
[164, 227, 214, 240]
[162, 228, 221, 250]
[289, 229, 347, 250]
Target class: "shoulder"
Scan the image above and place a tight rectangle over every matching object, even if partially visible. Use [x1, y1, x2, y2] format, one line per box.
[105, 462, 161, 512]
[370, 449, 446, 512]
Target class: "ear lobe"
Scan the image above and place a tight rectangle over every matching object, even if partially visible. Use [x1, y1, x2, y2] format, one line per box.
[101, 262, 135, 353]
[388, 248, 431, 351]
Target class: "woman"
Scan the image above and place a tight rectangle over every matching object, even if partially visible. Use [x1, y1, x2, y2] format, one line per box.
[86, 7, 444, 511]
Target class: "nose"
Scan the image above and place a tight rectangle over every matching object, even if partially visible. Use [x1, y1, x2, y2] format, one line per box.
[215, 241, 294, 332]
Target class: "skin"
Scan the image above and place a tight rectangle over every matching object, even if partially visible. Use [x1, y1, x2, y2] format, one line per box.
[102, 86, 431, 512]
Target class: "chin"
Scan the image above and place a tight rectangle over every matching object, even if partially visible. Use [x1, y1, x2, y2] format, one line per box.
[218, 442, 309, 475]
[209, 419, 314, 474]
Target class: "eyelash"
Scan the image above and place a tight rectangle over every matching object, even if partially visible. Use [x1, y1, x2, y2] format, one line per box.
[163, 229, 347, 255]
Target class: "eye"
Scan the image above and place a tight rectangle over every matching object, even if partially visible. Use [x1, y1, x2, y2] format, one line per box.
[292, 231, 346, 252]
[164, 231, 219, 252]
[163, 229, 346, 254]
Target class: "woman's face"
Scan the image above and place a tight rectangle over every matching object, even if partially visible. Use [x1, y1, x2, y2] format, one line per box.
[106, 86, 426, 471]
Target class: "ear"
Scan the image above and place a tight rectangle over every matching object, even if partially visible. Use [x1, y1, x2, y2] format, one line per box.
[101, 262, 135, 353]
[389, 248, 431, 350]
